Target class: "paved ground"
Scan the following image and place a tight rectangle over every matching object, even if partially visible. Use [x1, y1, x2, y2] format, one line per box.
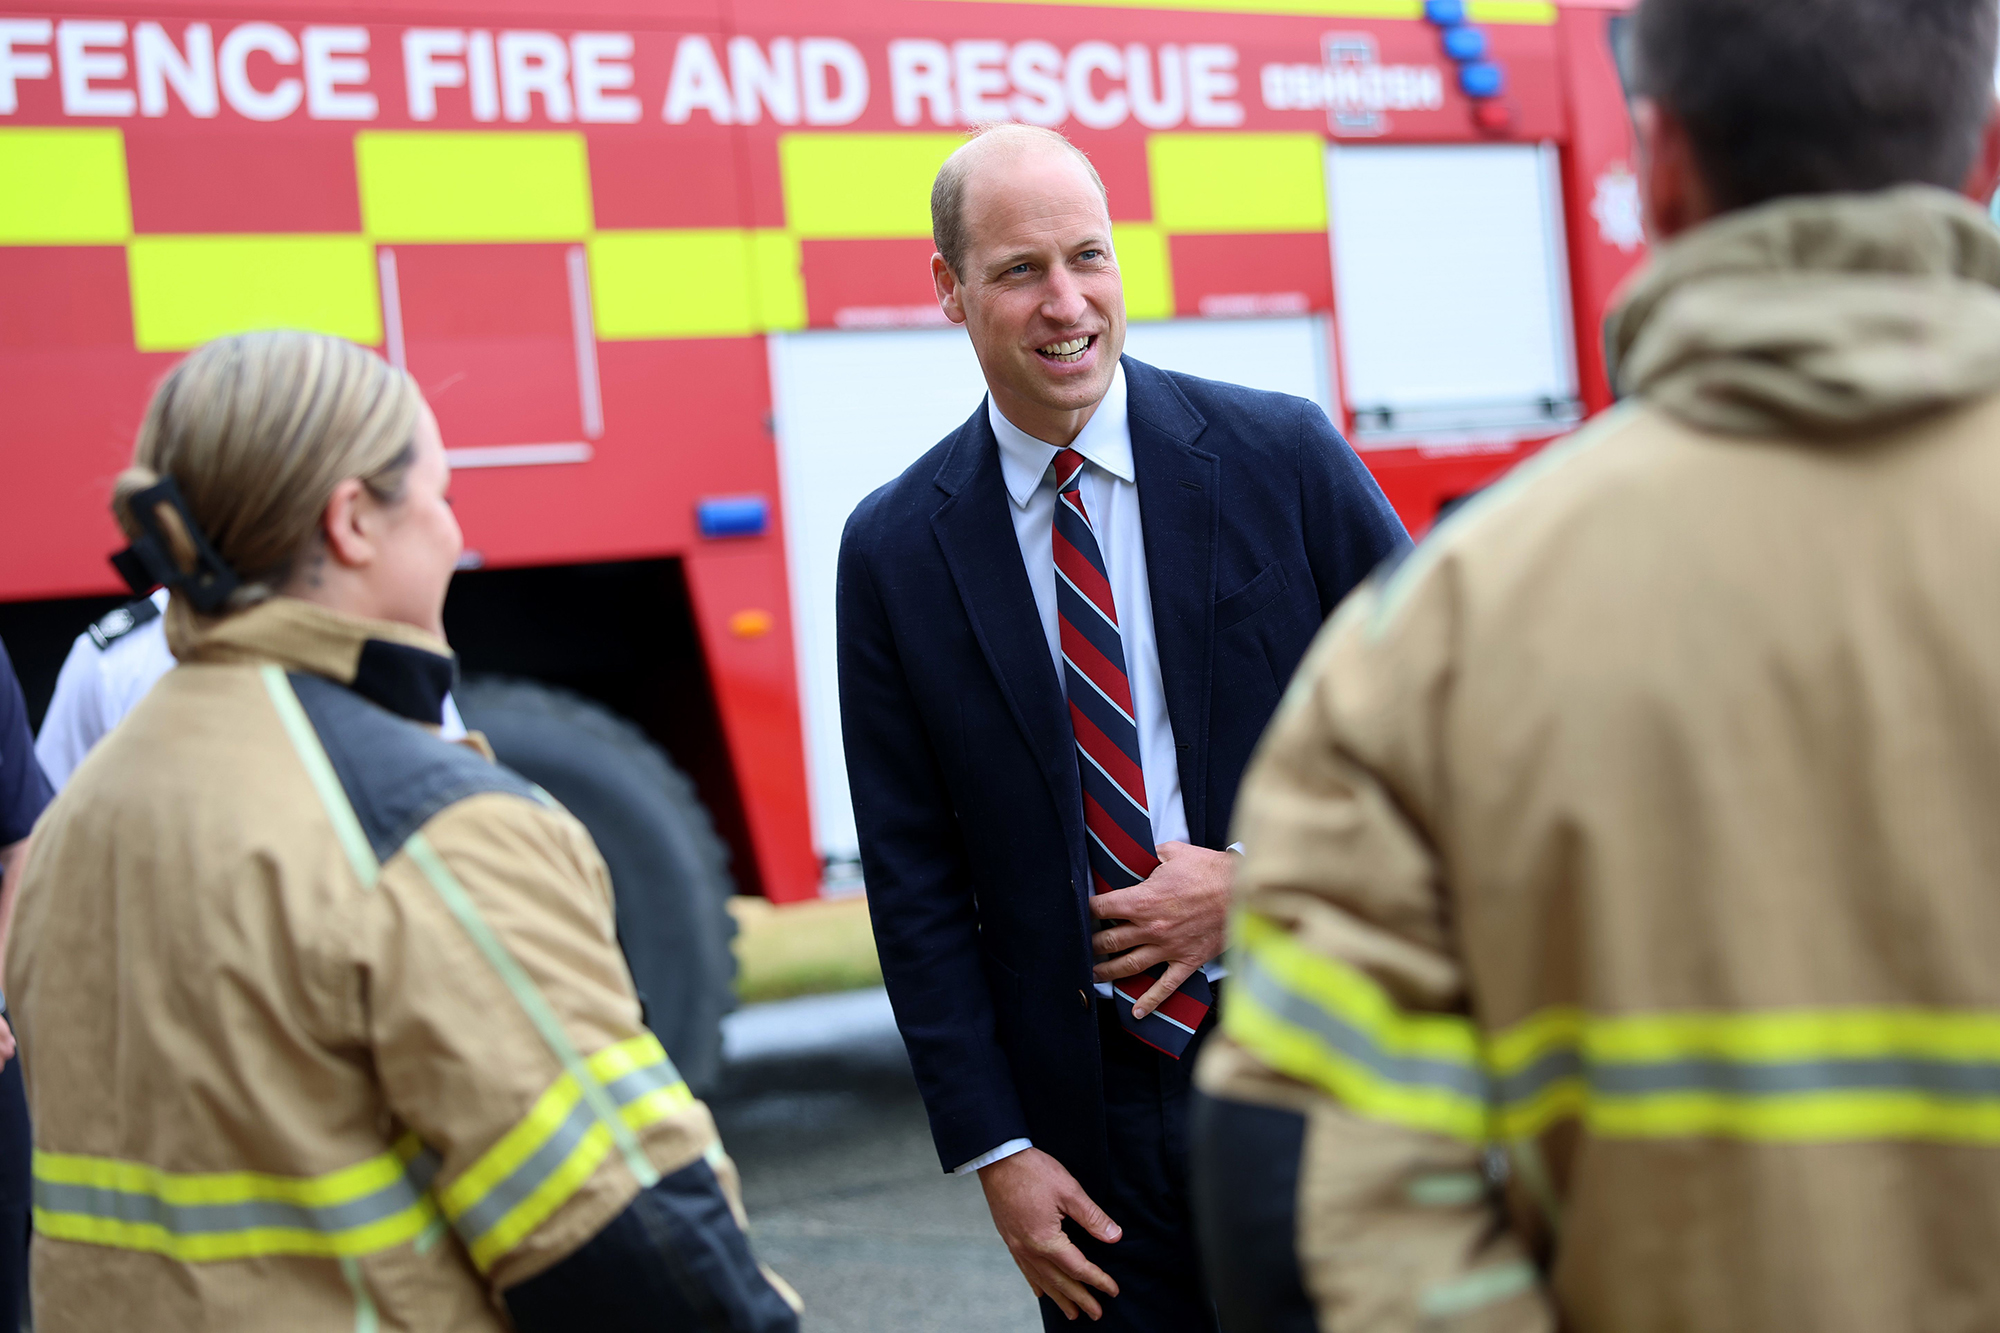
[713, 990, 1043, 1333]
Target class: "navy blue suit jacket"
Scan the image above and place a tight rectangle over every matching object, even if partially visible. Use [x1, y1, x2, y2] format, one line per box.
[836, 356, 1409, 1190]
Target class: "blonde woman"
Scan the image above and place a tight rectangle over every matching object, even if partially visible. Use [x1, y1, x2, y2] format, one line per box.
[3, 332, 798, 1333]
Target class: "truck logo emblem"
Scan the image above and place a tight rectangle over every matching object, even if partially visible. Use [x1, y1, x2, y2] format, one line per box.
[1591, 162, 1646, 253]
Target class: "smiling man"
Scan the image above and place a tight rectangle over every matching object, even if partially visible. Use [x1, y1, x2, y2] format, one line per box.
[836, 125, 1407, 1331]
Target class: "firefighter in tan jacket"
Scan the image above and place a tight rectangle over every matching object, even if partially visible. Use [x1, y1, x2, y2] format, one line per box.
[1192, 1, 2000, 1330]
[3, 331, 799, 1332]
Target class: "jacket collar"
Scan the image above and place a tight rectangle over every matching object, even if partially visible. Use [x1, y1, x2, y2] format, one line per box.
[170, 597, 457, 726]
[927, 355, 1223, 846]
[1607, 186, 2000, 438]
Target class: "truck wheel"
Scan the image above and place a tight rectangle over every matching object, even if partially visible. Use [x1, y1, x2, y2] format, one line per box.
[453, 676, 737, 1096]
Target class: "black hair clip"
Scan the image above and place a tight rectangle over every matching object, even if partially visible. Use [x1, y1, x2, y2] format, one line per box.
[109, 477, 241, 614]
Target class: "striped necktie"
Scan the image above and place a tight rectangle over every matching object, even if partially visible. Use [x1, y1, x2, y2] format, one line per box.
[1052, 447, 1213, 1058]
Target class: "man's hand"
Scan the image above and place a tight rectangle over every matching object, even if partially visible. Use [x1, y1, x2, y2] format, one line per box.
[1089, 841, 1233, 1019]
[978, 1148, 1122, 1321]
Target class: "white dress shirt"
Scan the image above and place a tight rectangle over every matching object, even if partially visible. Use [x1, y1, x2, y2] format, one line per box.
[954, 365, 1226, 1176]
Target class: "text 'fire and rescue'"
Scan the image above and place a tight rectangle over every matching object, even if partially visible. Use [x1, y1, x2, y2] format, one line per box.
[0, 20, 1281, 129]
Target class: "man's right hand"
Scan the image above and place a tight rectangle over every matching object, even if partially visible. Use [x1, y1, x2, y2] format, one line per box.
[977, 1148, 1122, 1321]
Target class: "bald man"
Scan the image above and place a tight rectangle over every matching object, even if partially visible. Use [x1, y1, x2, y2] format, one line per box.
[836, 126, 1408, 1330]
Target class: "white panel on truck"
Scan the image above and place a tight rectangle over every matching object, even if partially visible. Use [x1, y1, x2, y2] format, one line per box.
[1327, 141, 1580, 445]
[772, 316, 1335, 872]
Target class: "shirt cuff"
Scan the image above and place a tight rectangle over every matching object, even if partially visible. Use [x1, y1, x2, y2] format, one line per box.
[953, 1138, 1033, 1175]
[1226, 842, 1246, 855]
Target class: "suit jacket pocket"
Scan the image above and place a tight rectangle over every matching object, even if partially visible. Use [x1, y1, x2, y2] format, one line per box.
[1214, 561, 1290, 630]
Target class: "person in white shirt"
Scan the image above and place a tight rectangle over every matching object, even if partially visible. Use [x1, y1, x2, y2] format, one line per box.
[35, 591, 176, 789]
[38, 588, 467, 789]
[835, 124, 1408, 1331]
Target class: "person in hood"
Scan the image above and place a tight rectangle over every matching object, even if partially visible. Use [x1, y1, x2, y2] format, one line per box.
[1190, 0, 2000, 1330]
[4, 330, 799, 1333]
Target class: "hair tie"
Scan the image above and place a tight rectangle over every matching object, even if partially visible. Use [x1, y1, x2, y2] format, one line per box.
[110, 477, 241, 614]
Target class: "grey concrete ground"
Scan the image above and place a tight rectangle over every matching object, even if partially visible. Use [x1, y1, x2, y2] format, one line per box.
[713, 990, 1042, 1333]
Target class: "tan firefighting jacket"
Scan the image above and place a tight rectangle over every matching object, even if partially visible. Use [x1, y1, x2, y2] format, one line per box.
[6, 597, 757, 1331]
[1199, 186, 2000, 1332]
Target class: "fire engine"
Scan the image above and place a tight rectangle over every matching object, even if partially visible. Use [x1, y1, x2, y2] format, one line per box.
[0, 0, 1641, 1088]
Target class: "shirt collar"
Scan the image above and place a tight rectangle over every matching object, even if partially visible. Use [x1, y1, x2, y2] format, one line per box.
[990, 362, 1132, 510]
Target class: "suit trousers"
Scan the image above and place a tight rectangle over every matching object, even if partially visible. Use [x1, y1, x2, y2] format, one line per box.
[1041, 993, 1223, 1333]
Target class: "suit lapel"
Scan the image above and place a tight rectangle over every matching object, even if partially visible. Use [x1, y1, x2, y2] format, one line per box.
[929, 403, 1085, 854]
[1125, 357, 1220, 846]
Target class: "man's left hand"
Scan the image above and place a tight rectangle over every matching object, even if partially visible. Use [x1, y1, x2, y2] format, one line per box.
[1089, 842, 1234, 1019]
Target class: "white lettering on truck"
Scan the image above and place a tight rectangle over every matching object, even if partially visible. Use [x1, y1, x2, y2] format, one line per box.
[667, 35, 867, 126]
[885, 38, 1236, 128]
[58, 20, 133, 116]
[135, 22, 217, 117]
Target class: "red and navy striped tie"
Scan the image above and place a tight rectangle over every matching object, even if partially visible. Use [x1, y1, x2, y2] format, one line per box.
[1052, 448, 1212, 1058]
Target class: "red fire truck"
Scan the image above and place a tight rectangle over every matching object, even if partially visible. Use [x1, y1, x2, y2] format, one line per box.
[0, 0, 1641, 1087]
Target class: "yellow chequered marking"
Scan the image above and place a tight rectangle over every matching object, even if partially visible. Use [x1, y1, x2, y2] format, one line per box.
[1149, 133, 1327, 235]
[0, 127, 131, 244]
[1112, 222, 1174, 321]
[356, 131, 593, 243]
[590, 230, 760, 339]
[127, 235, 381, 352]
[779, 133, 962, 240]
[750, 229, 807, 332]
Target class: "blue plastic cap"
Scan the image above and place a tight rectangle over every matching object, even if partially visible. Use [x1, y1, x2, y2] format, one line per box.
[698, 495, 771, 539]
[1424, 0, 1468, 25]
[1459, 61, 1506, 99]
[1441, 25, 1488, 61]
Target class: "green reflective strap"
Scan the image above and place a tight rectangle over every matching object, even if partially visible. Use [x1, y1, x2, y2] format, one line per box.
[402, 833, 660, 1192]
[261, 665, 380, 890]
[1418, 1261, 1540, 1319]
[340, 1256, 380, 1333]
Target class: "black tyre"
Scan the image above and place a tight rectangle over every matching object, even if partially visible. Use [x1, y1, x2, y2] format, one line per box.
[454, 676, 737, 1095]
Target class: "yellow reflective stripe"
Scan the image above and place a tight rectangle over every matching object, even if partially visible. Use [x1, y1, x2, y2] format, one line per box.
[436, 1076, 585, 1222]
[1225, 911, 1488, 1141]
[468, 1122, 616, 1271]
[1587, 1091, 2000, 1144]
[1230, 910, 2000, 1146]
[31, 1144, 439, 1263]
[440, 1031, 691, 1272]
[33, 1208, 438, 1263]
[36, 1147, 409, 1208]
[1585, 1009, 2000, 1064]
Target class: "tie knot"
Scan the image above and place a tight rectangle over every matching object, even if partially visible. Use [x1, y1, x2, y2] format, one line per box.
[1051, 448, 1085, 492]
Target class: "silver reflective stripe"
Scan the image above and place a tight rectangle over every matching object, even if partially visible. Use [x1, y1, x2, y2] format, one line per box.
[1238, 952, 1489, 1100]
[33, 1151, 440, 1239]
[1591, 1056, 2000, 1097]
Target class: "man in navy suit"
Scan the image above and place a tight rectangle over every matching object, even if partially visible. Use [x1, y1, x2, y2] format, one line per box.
[837, 125, 1408, 1330]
